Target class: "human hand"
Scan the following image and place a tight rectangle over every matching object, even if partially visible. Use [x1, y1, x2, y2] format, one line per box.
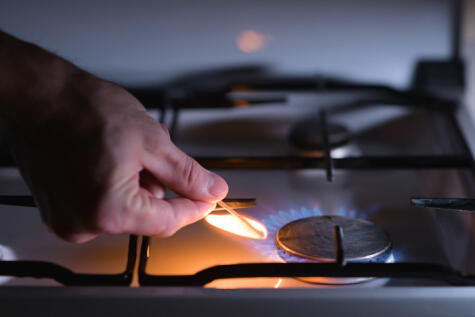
[10, 74, 228, 243]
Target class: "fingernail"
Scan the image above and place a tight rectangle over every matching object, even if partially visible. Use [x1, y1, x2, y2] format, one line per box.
[207, 172, 228, 199]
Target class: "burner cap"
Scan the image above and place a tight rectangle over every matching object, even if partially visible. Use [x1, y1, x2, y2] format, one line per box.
[289, 119, 351, 151]
[276, 216, 391, 262]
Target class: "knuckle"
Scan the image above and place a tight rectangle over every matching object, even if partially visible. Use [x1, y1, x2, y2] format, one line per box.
[181, 156, 200, 188]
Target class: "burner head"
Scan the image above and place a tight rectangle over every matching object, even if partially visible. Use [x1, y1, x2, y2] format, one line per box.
[276, 216, 391, 263]
[289, 119, 351, 151]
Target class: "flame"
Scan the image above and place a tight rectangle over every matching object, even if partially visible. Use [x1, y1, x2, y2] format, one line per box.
[205, 214, 268, 239]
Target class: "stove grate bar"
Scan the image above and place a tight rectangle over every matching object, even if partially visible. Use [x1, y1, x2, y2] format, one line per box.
[137, 236, 475, 287]
[0, 235, 138, 286]
[319, 110, 333, 182]
[196, 155, 473, 170]
[140, 262, 475, 287]
[411, 197, 475, 212]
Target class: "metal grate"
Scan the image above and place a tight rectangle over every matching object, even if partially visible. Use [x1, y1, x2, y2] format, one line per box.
[0, 235, 138, 286]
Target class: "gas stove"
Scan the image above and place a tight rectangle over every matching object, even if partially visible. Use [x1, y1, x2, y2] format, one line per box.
[2, 0, 475, 315]
[140, 83, 475, 287]
[2, 73, 475, 314]
[2, 79, 475, 286]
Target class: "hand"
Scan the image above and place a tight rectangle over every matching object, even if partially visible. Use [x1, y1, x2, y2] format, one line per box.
[10, 74, 228, 243]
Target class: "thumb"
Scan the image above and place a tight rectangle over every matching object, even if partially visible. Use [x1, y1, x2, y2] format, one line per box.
[143, 141, 228, 202]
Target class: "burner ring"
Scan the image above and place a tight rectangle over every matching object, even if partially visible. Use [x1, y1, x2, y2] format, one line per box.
[276, 216, 391, 263]
[289, 119, 351, 151]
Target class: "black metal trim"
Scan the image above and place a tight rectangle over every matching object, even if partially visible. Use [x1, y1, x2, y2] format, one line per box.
[0, 235, 138, 286]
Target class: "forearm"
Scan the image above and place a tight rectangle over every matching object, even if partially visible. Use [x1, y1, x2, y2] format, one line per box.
[0, 31, 82, 125]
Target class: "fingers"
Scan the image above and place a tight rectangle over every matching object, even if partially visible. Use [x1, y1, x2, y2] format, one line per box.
[49, 192, 213, 240]
[123, 189, 216, 237]
[41, 117, 229, 241]
[143, 140, 228, 203]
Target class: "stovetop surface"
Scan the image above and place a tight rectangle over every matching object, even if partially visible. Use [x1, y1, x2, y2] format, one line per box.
[1, 93, 475, 288]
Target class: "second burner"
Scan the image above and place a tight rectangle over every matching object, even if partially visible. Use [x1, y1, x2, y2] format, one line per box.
[276, 215, 391, 263]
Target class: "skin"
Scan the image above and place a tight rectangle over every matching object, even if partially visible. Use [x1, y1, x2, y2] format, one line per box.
[0, 31, 229, 243]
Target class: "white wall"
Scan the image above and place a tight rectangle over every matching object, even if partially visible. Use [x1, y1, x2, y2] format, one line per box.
[0, 0, 452, 89]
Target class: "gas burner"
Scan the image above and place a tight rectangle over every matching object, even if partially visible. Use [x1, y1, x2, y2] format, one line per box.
[276, 216, 392, 284]
[289, 118, 351, 154]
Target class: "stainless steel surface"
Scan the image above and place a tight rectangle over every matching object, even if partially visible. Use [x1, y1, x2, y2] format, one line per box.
[174, 98, 465, 157]
[2, 100, 475, 288]
[146, 167, 474, 288]
[275, 216, 391, 262]
[140, 99, 475, 288]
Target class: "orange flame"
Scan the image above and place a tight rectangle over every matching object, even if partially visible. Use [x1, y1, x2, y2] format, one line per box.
[205, 214, 268, 239]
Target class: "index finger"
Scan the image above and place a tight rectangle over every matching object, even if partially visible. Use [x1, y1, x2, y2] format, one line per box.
[123, 192, 216, 237]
